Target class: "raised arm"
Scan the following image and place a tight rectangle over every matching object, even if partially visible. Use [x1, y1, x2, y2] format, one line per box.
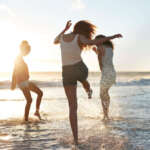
[98, 34, 123, 44]
[54, 20, 72, 44]
[79, 34, 123, 46]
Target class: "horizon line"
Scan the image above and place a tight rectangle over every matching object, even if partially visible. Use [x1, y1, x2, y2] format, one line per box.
[0, 71, 150, 74]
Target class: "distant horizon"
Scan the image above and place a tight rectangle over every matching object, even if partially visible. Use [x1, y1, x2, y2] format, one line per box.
[1, 71, 150, 74]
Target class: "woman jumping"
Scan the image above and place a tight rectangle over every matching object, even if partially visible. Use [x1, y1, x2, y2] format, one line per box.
[54, 20, 122, 145]
[93, 34, 122, 121]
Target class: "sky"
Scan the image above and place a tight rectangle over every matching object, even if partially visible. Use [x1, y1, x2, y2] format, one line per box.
[0, 0, 150, 72]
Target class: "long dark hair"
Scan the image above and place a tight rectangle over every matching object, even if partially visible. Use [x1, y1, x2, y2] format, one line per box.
[95, 34, 114, 50]
[73, 20, 96, 50]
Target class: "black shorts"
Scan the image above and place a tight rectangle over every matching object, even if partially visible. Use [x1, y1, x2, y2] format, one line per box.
[62, 61, 88, 86]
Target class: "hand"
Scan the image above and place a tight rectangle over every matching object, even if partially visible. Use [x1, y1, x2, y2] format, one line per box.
[64, 20, 72, 31]
[114, 34, 123, 38]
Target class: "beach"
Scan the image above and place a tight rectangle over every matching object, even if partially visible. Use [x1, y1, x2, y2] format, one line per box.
[0, 72, 150, 150]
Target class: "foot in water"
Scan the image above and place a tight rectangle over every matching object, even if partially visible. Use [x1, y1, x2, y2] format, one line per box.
[23, 120, 29, 124]
[102, 116, 110, 122]
[34, 111, 41, 120]
[71, 145, 80, 150]
[88, 89, 93, 99]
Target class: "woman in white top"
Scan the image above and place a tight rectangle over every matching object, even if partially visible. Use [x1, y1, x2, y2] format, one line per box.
[93, 34, 122, 121]
[54, 20, 122, 145]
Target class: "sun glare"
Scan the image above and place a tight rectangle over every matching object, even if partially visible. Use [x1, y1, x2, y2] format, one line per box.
[0, 19, 58, 72]
[0, 20, 18, 72]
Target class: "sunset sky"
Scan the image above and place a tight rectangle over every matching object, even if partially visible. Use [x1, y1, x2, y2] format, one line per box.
[0, 0, 150, 72]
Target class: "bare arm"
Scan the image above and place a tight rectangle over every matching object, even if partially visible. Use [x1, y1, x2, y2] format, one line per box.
[79, 34, 123, 46]
[11, 68, 17, 90]
[54, 20, 72, 44]
[98, 34, 123, 44]
[79, 35, 100, 45]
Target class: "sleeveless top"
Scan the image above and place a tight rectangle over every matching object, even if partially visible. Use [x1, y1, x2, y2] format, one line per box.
[60, 34, 82, 66]
[100, 46, 116, 87]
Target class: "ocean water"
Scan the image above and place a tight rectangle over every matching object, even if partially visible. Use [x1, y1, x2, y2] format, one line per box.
[0, 72, 150, 150]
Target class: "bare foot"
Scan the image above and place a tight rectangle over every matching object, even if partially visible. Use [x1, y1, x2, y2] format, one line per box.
[24, 117, 29, 122]
[34, 111, 41, 120]
[102, 117, 106, 121]
[102, 116, 110, 122]
[71, 144, 80, 150]
[106, 116, 110, 121]
[23, 119, 31, 124]
[24, 120, 29, 124]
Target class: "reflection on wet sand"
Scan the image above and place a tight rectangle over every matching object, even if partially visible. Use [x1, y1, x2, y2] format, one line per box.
[0, 117, 134, 150]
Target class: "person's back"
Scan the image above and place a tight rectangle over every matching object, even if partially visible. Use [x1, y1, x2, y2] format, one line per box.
[101, 45, 116, 86]
[60, 33, 82, 66]
[14, 55, 29, 84]
[93, 34, 120, 121]
[54, 20, 123, 144]
[102, 46, 115, 72]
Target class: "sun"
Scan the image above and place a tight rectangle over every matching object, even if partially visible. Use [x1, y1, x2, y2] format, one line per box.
[0, 20, 19, 72]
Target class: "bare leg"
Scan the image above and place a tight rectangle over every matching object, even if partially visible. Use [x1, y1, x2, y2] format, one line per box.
[21, 88, 32, 121]
[28, 82, 43, 120]
[64, 85, 78, 145]
[100, 87, 110, 120]
[81, 80, 92, 99]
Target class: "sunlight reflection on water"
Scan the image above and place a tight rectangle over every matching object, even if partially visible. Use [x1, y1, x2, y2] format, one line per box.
[0, 80, 150, 149]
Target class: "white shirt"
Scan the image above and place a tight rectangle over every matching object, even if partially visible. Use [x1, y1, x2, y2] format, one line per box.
[60, 34, 82, 66]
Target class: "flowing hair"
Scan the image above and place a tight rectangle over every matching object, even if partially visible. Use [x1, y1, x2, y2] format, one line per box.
[95, 35, 114, 50]
[73, 20, 97, 50]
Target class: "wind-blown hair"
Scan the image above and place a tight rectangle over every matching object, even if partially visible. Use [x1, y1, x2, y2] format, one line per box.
[73, 20, 97, 49]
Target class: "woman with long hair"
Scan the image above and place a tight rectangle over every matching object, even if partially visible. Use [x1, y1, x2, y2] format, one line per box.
[93, 34, 120, 121]
[54, 20, 122, 145]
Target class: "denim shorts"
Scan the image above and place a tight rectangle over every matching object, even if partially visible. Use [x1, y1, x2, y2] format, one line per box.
[62, 61, 88, 86]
